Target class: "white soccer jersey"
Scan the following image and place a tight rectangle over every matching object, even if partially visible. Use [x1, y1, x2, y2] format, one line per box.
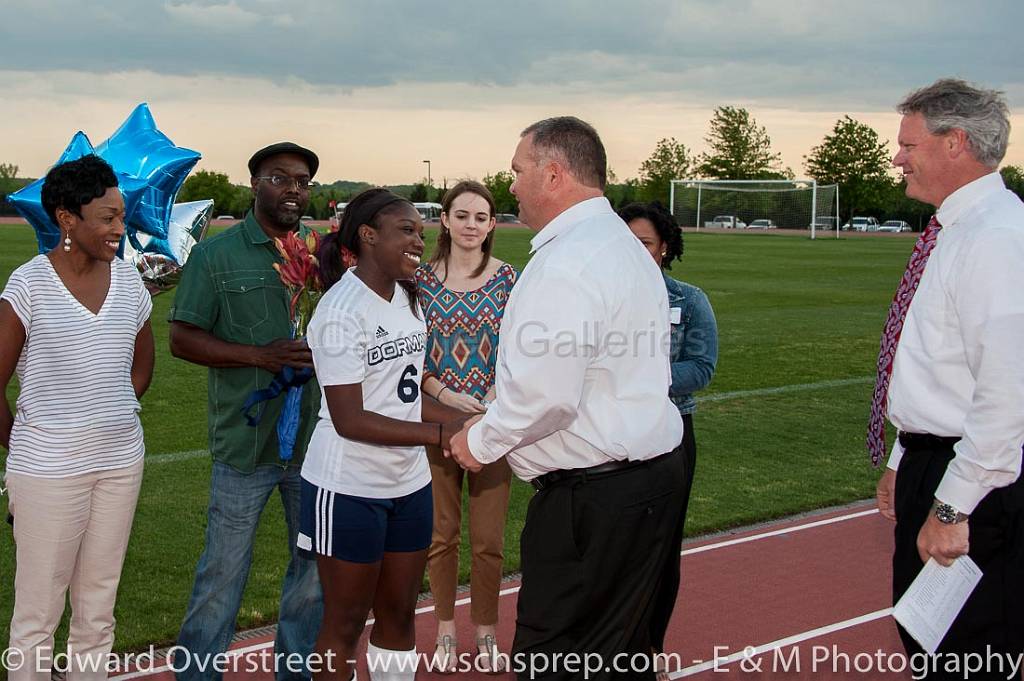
[302, 270, 431, 498]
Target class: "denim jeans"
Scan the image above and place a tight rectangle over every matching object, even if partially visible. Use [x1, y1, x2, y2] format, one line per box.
[174, 463, 322, 681]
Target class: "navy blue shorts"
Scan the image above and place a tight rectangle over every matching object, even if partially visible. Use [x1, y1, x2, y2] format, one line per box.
[297, 479, 433, 563]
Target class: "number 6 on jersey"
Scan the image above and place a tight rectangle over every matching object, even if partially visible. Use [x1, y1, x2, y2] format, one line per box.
[397, 364, 419, 403]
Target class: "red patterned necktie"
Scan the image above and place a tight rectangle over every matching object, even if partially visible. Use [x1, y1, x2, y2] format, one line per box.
[866, 215, 943, 465]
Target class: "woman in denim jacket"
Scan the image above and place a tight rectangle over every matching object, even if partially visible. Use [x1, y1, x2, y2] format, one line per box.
[621, 201, 718, 680]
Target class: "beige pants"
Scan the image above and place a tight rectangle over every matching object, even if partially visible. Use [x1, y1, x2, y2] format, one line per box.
[425, 445, 511, 625]
[5, 460, 144, 681]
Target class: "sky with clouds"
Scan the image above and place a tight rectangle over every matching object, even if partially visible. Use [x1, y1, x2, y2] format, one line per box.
[2, 0, 1022, 185]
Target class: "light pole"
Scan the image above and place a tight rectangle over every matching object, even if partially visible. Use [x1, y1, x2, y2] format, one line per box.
[422, 159, 431, 187]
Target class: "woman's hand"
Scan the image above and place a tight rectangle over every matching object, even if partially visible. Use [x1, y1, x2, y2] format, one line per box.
[439, 388, 486, 414]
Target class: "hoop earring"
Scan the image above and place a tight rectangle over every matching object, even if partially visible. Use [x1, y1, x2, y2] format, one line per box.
[63, 232, 72, 253]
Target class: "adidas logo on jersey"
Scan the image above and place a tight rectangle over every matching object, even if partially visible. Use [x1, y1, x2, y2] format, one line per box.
[375, 326, 389, 339]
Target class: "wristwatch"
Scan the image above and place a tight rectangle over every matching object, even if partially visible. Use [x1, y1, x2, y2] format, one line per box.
[932, 500, 969, 524]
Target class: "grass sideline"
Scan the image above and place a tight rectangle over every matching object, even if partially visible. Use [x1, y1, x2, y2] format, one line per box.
[0, 221, 908, 660]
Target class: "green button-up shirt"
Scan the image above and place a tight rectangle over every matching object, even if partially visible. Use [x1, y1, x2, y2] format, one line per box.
[168, 212, 320, 472]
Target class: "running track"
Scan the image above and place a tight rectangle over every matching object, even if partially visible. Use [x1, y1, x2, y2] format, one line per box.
[109, 501, 922, 680]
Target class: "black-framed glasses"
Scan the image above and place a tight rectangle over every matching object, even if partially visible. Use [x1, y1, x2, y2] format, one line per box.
[254, 175, 318, 190]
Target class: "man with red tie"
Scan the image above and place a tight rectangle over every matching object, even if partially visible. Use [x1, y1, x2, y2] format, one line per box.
[871, 79, 1024, 674]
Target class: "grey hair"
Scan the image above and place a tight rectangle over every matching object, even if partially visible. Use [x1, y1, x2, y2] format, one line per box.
[897, 78, 1010, 168]
[521, 116, 607, 189]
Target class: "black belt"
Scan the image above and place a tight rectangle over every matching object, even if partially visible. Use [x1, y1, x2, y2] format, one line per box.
[898, 431, 961, 450]
[530, 455, 663, 491]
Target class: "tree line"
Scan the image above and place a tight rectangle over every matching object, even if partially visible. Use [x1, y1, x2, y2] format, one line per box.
[4, 109, 1024, 224]
[625, 110, 1024, 229]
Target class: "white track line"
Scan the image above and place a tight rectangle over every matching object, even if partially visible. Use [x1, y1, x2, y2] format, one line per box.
[418, 507, 880, 610]
[109, 507, 881, 680]
[671, 608, 893, 678]
[682, 508, 879, 556]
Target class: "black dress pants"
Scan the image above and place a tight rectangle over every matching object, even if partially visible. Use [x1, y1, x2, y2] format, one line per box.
[512, 445, 688, 680]
[893, 440, 1024, 680]
[650, 414, 696, 655]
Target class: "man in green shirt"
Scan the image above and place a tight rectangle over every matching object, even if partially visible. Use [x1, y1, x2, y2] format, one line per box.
[169, 142, 323, 680]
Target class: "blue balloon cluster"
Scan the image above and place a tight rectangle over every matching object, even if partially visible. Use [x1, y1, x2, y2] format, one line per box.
[7, 103, 201, 255]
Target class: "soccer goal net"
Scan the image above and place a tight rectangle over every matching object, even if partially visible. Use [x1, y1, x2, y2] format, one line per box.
[669, 179, 840, 238]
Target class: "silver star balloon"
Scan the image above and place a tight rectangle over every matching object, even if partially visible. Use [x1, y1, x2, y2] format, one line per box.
[122, 200, 214, 295]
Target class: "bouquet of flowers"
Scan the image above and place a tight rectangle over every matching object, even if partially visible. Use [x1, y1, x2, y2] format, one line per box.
[241, 230, 324, 461]
[274, 230, 324, 336]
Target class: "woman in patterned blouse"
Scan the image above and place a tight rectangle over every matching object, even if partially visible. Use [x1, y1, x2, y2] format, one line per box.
[415, 180, 517, 674]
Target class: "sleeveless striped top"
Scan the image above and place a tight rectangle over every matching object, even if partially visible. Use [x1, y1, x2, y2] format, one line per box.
[2, 255, 152, 478]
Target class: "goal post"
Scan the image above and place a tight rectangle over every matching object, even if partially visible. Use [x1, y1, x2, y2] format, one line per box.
[669, 179, 840, 239]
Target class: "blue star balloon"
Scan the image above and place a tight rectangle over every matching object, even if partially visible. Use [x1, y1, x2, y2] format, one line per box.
[7, 132, 147, 254]
[94, 103, 200, 245]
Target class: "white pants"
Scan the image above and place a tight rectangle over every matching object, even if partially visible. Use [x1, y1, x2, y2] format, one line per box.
[6, 460, 143, 681]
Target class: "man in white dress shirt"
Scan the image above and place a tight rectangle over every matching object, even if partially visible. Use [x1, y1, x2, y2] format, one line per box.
[448, 117, 685, 680]
[873, 79, 1024, 674]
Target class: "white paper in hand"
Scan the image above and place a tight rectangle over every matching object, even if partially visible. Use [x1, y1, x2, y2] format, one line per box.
[892, 556, 982, 654]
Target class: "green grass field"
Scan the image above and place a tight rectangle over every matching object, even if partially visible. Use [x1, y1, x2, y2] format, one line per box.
[0, 223, 910, 660]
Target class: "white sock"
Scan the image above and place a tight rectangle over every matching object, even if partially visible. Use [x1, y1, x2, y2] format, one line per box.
[365, 641, 418, 681]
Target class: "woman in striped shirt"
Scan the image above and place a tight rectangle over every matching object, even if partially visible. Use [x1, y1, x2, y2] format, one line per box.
[1, 155, 154, 681]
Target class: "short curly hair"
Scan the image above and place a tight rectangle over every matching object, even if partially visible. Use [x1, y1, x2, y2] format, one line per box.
[41, 155, 118, 227]
[618, 201, 683, 269]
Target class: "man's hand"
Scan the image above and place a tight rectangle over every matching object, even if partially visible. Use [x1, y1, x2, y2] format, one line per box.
[447, 419, 484, 473]
[253, 338, 313, 373]
[917, 514, 970, 567]
[876, 468, 897, 521]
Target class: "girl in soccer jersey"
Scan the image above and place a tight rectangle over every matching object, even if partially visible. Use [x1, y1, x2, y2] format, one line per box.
[301, 188, 469, 681]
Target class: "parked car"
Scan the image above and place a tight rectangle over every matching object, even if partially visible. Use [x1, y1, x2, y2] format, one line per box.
[842, 216, 880, 232]
[749, 219, 777, 229]
[496, 213, 521, 224]
[215, 214, 234, 220]
[878, 220, 912, 233]
[705, 215, 747, 229]
[300, 215, 314, 221]
[810, 217, 838, 231]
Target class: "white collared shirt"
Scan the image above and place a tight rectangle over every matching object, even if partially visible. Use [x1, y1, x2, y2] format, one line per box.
[466, 197, 683, 481]
[886, 172, 1024, 514]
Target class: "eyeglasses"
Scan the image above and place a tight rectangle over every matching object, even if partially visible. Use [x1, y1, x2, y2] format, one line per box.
[254, 175, 318, 190]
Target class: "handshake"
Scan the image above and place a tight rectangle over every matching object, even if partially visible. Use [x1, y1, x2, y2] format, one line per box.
[438, 413, 485, 473]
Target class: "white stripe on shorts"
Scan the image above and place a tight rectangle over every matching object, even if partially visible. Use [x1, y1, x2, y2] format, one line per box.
[316, 487, 325, 554]
[326, 490, 336, 556]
